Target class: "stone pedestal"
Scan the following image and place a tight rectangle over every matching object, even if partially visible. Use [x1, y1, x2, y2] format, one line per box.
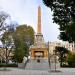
[30, 48, 48, 59]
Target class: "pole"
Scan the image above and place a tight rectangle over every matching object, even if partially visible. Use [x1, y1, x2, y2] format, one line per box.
[54, 50, 57, 71]
[48, 42, 51, 70]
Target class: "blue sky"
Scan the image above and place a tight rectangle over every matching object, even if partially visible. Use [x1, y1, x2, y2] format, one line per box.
[0, 0, 60, 42]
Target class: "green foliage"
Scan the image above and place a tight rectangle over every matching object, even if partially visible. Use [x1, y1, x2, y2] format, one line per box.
[13, 24, 34, 63]
[1, 31, 13, 46]
[55, 46, 69, 55]
[66, 52, 75, 66]
[43, 0, 75, 42]
[13, 52, 24, 63]
[55, 46, 69, 66]
[0, 63, 18, 67]
[15, 25, 34, 45]
[13, 35, 25, 63]
[1, 24, 34, 63]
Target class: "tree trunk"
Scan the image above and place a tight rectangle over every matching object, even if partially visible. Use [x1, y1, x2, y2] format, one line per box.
[6, 47, 8, 64]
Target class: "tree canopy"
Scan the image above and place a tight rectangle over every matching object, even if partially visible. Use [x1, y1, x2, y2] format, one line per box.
[55, 46, 69, 66]
[66, 52, 75, 66]
[1, 22, 16, 64]
[43, 0, 75, 42]
[13, 25, 34, 62]
[1, 24, 34, 63]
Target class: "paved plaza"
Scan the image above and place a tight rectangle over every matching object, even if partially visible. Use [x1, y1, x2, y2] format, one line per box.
[0, 59, 75, 75]
[0, 68, 75, 75]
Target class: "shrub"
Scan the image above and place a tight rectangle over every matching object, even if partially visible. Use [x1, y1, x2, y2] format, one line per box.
[63, 52, 75, 67]
[0, 63, 18, 67]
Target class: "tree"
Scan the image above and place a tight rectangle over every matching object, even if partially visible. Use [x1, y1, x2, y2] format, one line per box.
[13, 25, 34, 63]
[13, 35, 25, 63]
[66, 52, 75, 67]
[14, 25, 34, 46]
[1, 24, 15, 64]
[43, 0, 75, 42]
[55, 46, 69, 66]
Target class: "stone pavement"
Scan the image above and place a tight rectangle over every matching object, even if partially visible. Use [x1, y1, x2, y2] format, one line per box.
[0, 68, 75, 75]
[0, 59, 75, 75]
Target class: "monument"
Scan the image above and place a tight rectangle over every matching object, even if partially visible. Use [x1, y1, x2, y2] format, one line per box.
[30, 6, 48, 60]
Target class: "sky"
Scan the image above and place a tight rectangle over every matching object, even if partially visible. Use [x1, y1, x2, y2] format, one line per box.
[0, 0, 60, 42]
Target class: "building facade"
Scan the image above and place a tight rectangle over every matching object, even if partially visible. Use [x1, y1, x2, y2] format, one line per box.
[48, 40, 75, 55]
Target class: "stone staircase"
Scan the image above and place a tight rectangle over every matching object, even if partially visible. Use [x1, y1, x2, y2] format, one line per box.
[25, 59, 50, 71]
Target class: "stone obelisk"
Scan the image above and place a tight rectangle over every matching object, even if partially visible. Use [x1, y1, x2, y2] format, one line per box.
[37, 6, 41, 34]
[30, 6, 48, 60]
[35, 6, 43, 47]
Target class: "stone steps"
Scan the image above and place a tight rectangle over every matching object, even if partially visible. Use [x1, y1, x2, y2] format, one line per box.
[25, 59, 50, 71]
